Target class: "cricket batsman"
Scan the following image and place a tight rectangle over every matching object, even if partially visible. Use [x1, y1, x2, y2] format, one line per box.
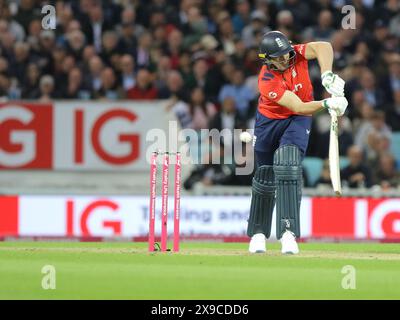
[247, 31, 348, 254]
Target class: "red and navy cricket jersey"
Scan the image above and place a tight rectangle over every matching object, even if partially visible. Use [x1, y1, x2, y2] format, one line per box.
[257, 44, 314, 119]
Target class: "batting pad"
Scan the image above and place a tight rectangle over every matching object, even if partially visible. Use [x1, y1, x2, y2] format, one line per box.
[273, 145, 302, 239]
[247, 165, 276, 238]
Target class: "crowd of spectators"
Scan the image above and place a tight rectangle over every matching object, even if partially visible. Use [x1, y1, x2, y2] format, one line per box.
[0, 0, 399, 190]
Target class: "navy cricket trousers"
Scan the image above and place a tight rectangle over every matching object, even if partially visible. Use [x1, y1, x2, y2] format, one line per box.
[253, 111, 312, 167]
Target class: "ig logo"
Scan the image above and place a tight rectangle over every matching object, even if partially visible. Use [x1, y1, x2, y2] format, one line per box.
[41, 5, 56, 30]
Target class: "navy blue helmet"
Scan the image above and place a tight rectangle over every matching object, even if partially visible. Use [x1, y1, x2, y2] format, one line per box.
[258, 31, 296, 71]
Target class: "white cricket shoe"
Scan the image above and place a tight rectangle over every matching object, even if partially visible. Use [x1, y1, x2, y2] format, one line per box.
[280, 231, 299, 254]
[249, 233, 266, 253]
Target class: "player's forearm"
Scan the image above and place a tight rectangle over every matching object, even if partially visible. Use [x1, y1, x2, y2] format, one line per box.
[278, 91, 324, 115]
[295, 100, 324, 115]
[314, 42, 334, 74]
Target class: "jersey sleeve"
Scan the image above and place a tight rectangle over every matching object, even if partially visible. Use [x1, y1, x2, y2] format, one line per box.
[293, 44, 307, 59]
[258, 73, 286, 102]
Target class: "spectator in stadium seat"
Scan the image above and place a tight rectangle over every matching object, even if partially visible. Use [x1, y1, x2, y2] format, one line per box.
[81, 3, 111, 53]
[355, 110, 392, 156]
[209, 96, 245, 132]
[243, 47, 261, 77]
[154, 55, 172, 92]
[38, 75, 57, 102]
[330, 31, 350, 71]
[216, 11, 236, 56]
[230, 37, 247, 70]
[204, 1, 221, 35]
[367, 133, 392, 170]
[94, 67, 121, 100]
[181, 6, 208, 45]
[100, 31, 120, 67]
[187, 87, 217, 130]
[0, 22, 17, 61]
[85, 55, 104, 92]
[126, 68, 158, 100]
[164, 29, 183, 70]
[119, 54, 136, 91]
[64, 67, 91, 100]
[372, 153, 400, 189]
[25, 18, 41, 50]
[375, 0, 399, 23]
[118, 6, 145, 40]
[280, 0, 311, 31]
[13, 0, 41, 33]
[347, 89, 367, 121]
[0, 4, 25, 41]
[65, 29, 86, 62]
[342, 55, 367, 98]
[275, 10, 300, 44]
[177, 50, 192, 84]
[380, 55, 400, 103]
[21, 63, 40, 99]
[0, 55, 9, 76]
[199, 34, 220, 66]
[0, 74, 10, 99]
[159, 70, 186, 101]
[65, 19, 82, 34]
[341, 145, 372, 188]
[352, 100, 374, 135]
[152, 24, 168, 50]
[218, 68, 255, 119]
[117, 21, 137, 57]
[200, 54, 231, 104]
[186, 58, 209, 90]
[81, 45, 96, 70]
[9, 42, 30, 84]
[54, 54, 76, 95]
[149, 9, 167, 33]
[232, 0, 251, 34]
[385, 89, 400, 131]
[302, 9, 335, 42]
[354, 41, 375, 70]
[389, 10, 400, 38]
[135, 32, 153, 69]
[241, 10, 270, 49]
[56, 2, 74, 34]
[33, 30, 56, 75]
[314, 159, 332, 189]
[369, 20, 390, 64]
[358, 69, 386, 108]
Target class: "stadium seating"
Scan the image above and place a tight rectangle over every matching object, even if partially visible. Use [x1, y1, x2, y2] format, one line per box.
[339, 156, 349, 169]
[391, 132, 400, 168]
[302, 157, 323, 187]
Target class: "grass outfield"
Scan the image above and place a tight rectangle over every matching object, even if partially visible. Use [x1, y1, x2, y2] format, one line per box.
[0, 241, 400, 300]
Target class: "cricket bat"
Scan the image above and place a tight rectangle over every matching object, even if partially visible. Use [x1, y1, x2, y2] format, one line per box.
[329, 110, 342, 196]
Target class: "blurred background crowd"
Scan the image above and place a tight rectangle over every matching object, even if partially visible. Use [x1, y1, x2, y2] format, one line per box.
[0, 0, 399, 191]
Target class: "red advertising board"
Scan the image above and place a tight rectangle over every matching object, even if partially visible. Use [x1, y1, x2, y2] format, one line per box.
[0, 102, 52, 169]
[1, 196, 399, 240]
[0, 101, 167, 170]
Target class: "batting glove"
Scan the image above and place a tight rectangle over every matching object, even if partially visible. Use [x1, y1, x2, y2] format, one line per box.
[321, 71, 345, 97]
[322, 96, 348, 116]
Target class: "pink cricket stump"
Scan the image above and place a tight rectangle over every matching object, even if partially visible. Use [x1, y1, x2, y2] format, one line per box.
[173, 152, 181, 252]
[148, 152, 157, 252]
[161, 153, 169, 251]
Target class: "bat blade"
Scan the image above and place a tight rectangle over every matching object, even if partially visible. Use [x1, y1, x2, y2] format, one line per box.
[329, 112, 342, 196]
